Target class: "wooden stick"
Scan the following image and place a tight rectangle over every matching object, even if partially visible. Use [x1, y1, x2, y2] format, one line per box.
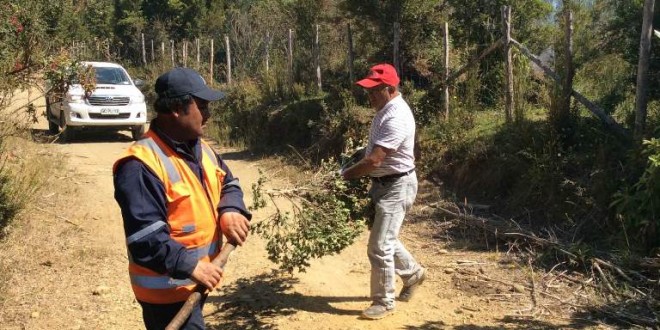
[35, 206, 81, 228]
[165, 243, 236, 330]
[593, 258, 633, 283]
[592, 261, 615, 293]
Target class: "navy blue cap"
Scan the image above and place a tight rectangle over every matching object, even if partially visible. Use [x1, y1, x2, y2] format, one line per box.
[155, 67, 225, 101]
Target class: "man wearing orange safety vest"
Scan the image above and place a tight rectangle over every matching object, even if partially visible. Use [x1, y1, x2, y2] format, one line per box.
[113, 67, 251, 329]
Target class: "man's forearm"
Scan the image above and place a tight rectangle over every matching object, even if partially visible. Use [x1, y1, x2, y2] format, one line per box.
[342, 158, 378, 179]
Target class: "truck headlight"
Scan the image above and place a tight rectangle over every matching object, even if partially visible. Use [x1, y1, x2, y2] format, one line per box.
[132, 94, 145, 104]
[67, 94, 84, 104]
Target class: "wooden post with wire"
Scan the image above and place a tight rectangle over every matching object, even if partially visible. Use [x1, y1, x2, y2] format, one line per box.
[561, 8, 574, 121]
[315, 24, 322, 92]
[210, 39, 214, 86]
[443, 22, 450, 120]
[196, 38, 200, 69]
[141, 33, 147, 65]
[347, 24, 354, 83]
[170, 40, 175, 67]
[265, 31, 270, 73]
[225, 35, 231, 85]
[288, 29, 294, 85]
[502, 6, 513, 123]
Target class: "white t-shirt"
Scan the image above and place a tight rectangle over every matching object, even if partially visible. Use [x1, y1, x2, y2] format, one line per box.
[366, 94, 416, 177]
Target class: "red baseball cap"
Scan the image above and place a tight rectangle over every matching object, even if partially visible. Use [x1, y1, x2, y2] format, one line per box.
[355, 63, 400, 88]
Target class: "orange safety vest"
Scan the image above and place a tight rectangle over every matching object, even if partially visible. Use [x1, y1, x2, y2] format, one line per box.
[113, 130, 226, 304]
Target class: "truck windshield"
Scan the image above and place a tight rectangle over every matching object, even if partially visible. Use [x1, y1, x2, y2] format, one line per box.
[95, 67, 131, 85]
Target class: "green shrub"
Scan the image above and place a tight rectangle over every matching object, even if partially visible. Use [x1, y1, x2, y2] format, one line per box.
[611, 139, 660, 251]
[423, 108, 630, 237]
[0, 170, 20, 238]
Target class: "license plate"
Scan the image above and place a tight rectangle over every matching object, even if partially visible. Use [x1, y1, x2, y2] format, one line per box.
[100, 108, 120, 115]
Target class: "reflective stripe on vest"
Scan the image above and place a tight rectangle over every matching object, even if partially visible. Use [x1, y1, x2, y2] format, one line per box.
[128, 240, 219, 289]
[113, 130, 226, 304]
[135, 137, 182, 184]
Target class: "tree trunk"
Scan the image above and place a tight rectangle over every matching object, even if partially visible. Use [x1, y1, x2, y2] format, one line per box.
[635, 0, 655, 141]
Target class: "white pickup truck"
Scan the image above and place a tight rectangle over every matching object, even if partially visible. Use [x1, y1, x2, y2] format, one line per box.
[45, 61, 147, 141]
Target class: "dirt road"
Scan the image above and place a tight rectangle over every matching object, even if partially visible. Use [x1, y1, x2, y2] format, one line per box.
[0, 104, 602, 329]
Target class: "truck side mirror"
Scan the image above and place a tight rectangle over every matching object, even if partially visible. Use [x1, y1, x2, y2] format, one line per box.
[134, 79, 145, 88]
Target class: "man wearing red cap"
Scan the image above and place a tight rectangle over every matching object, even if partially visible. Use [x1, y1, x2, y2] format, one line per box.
[342, 63, 426, 320]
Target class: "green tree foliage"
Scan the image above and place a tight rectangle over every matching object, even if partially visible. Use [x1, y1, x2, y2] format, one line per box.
[341, 0, 446, 79]
[594, 0, 660, 131]
[447, 0, 553, 107]
[113, 0, 146, 61]
[142, 0, 207, 38]
[0, 1, 81, 236]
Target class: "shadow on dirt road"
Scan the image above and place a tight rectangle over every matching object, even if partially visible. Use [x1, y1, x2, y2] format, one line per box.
[31, 127, 134, 144]
[206, 271, 368, 330]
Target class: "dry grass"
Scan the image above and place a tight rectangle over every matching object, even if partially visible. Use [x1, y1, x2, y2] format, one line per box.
[0, 129, 68, 305]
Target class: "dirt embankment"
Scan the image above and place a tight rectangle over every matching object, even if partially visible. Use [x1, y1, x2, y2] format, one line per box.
[0, 99, 605, 329]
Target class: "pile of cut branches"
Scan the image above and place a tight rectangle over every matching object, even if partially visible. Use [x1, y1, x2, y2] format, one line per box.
[251, 155, 371, 273]
[432, 202, 660, 327]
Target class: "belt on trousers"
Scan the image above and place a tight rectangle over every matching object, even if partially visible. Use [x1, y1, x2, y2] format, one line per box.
[371, 169, 415, 183]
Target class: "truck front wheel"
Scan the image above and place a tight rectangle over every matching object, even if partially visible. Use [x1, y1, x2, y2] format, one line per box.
[131, 125, 145, 140]
[46, 101, 59, 134]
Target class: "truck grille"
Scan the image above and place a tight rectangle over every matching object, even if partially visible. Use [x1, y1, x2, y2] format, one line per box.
[89, 113, 131, 119]
[88, 96, 130, 106]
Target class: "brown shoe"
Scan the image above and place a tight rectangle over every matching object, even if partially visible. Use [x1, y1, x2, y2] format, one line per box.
[361, 304, 394, 320]
[399, 267, 426, 302]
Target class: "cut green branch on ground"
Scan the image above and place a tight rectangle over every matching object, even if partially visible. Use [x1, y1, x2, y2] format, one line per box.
[250, 157, 371, 273]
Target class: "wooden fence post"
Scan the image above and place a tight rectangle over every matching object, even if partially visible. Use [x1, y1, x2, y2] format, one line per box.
[347, 23, 354, 83]
[170, 40, 175, 67]
[141, 33, 147, 65]
[265, 31, 270, 73]
[443, 22, 450, 120]
[196, 38, 200, 69]
[635, 0, 655, 141]
[562, 8, 574, 120]
[210, 39, 214, 86]
[315, 24, 322, 92]
[502, 6, 513, 123]
[183, 40, 188, 67]
[393, 22, 401, 75]
[161, 42, 165, 60]
[288, 28, 294, 85]
[225, 35, 232, 85]
[151, 39, 154, 62]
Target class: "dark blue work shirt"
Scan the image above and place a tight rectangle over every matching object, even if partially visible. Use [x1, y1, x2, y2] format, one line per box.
[113, 122, 252, 280]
